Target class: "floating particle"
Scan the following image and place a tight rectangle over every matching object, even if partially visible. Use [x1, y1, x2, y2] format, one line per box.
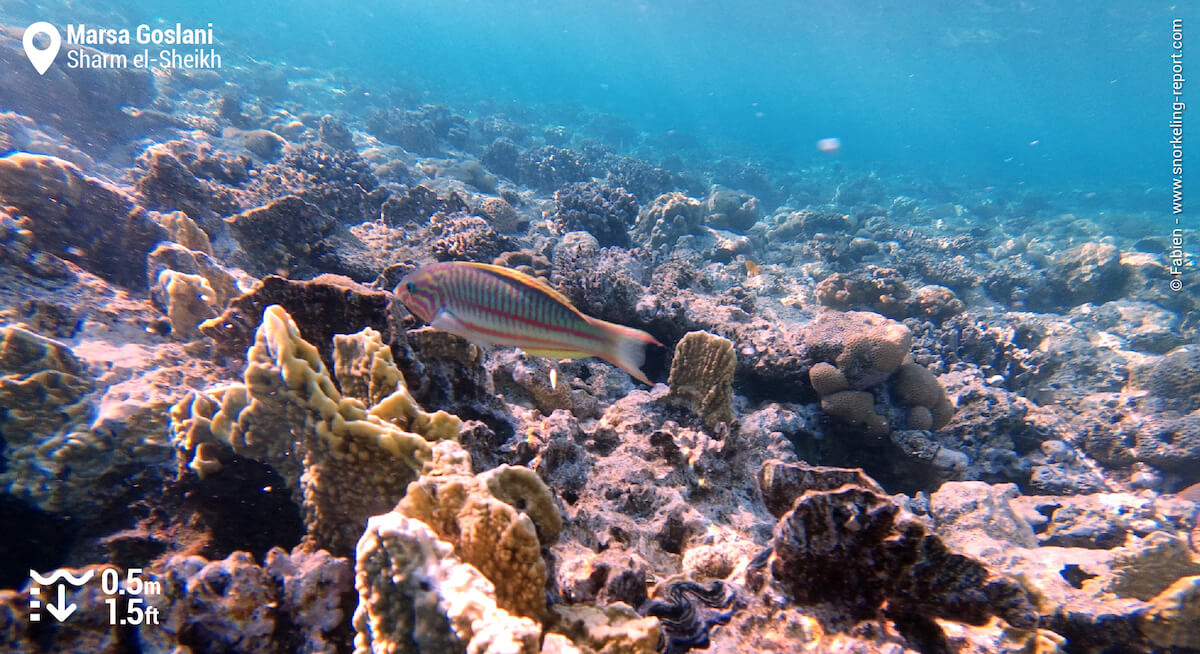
[816, 137, 841, 152]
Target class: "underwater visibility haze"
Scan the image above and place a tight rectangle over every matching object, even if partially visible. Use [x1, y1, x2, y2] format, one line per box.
[0, 0, 1197, 652]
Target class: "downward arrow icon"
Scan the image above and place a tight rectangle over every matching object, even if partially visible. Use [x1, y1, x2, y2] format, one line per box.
[44, 585, 76, 622]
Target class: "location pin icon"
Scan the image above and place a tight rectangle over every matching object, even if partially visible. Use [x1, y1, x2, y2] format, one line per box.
[23, 22, 62, 75]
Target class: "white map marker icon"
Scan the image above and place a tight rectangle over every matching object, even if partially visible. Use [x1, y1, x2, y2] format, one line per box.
[23, 22, 62, 75]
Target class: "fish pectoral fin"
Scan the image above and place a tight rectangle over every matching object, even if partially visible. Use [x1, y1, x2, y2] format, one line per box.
[431, 311, 493, 351]
[522, 348, 589, 360]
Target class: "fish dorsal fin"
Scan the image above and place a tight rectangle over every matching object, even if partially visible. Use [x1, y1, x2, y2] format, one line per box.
[461, 262, 588, 320]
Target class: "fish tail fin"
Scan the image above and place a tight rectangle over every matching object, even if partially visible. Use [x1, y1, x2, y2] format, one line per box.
[590, 317, 662, 385]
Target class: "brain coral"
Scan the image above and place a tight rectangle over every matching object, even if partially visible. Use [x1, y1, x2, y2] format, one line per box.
[802, 311, 955, 434]
[802, 310, 913, 390]
[891, 363, 956, 430]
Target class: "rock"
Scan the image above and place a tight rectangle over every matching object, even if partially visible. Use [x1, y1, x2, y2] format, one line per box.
[0, 153, 169, 288]
[1141, 575, 1200, 650]
[225, 195, 372, 279]
[200, 274, 391, 371]
[1049, 242, 1127, 307]
[318, 114, 356, 150]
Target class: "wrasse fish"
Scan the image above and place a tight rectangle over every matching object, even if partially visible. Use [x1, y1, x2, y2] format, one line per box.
[396, 262, 662, 384]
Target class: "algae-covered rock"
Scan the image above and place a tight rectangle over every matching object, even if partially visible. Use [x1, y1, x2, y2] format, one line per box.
[1141, 574, 1200, 650]
[0, 153, 168, 287]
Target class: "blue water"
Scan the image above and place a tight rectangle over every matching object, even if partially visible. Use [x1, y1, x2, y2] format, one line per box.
[9, 0, 1194, 193]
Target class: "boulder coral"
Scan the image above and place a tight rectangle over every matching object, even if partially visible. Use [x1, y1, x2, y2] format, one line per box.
[635, 192, 705, 250]
[803, 310, 955, 434]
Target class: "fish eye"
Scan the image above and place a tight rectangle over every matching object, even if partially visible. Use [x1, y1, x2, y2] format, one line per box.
[405, 281, 417, 293]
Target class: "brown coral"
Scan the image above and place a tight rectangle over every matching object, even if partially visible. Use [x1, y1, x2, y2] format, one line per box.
[820, 390, 889, 436]
[0, 152, 168, 287]
[891, 363, 956, 430]
[815, 267, 911, 318]
[808, 361, 848, 396]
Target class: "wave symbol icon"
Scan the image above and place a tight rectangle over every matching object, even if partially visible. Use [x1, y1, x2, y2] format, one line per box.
[29, 569, 95, 586]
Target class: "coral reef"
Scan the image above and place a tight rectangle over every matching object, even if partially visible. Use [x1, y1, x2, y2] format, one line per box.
[397, 440, 561, 619]
[0, 548, 352, 653]
[225, 195, 373, 279]
[2, 23, 1196, 654]
[553, 181, 638, 247]
[1048, 242, 1128, 307]
[517, 145, 593, 191]
[801, 310, 957, 436]
[704, 186, 761, 233]
[426, 211, 516, 262]
[815, 267, 912, 318]
[201, 274, 391, 369]
[478, 196, 528, 234]
[1141, 574, 1200, 650]
[382, 185, 466, 226]
[352, 511, 542, 654]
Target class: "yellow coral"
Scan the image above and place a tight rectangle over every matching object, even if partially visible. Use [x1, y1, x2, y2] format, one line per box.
[333, 327, 403, 406]
[481, 465, 564, 543]
[398, 441, 561, 622]
[169, 305, 462, 555]
[353, 512, 541, 654]
[156, 210, 213, 255]
[157, 270, 218, 340]
[666, 331, 737, 429]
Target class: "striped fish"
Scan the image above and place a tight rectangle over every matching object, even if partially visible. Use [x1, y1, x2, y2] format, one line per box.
[396, 262, 662, 384]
